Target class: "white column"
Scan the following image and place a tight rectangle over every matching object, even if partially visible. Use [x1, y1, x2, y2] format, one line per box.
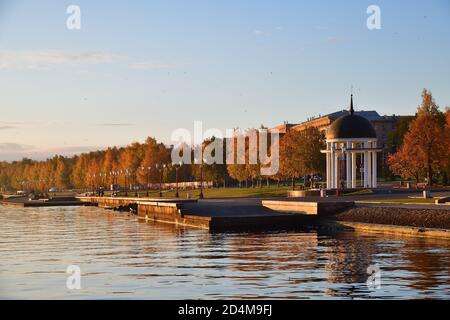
[334, 145, 339, 189]
[346, 142, 351, 189]
[326, 143, 331, 189]
[330, 143, 335, 189]
[352, 143, 357, 188]
[367, 142, 372, 188]
[364, 142, 369, 188]
[372, 141, 378, 188]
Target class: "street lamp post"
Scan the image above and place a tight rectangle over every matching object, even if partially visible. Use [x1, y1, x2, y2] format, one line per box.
[130, 168, 138, 197]
[147, 166, 151, 197]
[109, 171, 114, 190]
[156, 164, 165, 198]
[199, 160, 204, 199]
[175, 162, 183, 198]
[124, 169, 130, 197]
[112, 171, 119, 195]
[119, 170, 125, 196]
[141, 166, 152, 197]
[87, 174, 95, 194]
[99, 173, 103, 196]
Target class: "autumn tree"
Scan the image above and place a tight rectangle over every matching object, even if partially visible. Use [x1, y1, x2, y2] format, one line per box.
[137, 137, 171, 185]
[226, 131, 251, 187]
[191, 137, 229, 187]
[55, 156, 70, 189]
[279, 127, 326, 189]
[387, 145, 423, 182]
[86, 158, 101, 189]
[71, 154, 89, 189]
[245, 129, 262, 188]
[442, 108, 450, 185]
[388, 89, 447, 185]
[102, 148, 118, 185]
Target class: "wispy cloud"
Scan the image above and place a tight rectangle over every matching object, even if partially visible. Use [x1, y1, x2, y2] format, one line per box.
[315, 25, 329, 31]
[327, 36, 339, 44]
[254, 26, 282, 36]
[0, 51, 126, 70]
[253, 30, 271, 37]
[0, 121, 35, 126]
[0, 143, 35, 152]
[0, 50, 172, 71]
[43, 145, 103, 155]
[93, 123, 134, 127]
[129, 61, 173, 70]
[0, 120, 70, 127]
[0, 143, 103, 161]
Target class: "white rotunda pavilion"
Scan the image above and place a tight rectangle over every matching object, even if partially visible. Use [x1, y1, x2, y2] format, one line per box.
[322, 95, 381, 190]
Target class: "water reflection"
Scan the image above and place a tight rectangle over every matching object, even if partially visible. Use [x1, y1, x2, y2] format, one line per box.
[402, 238, 450, 294]
[0, 206, 449, 299]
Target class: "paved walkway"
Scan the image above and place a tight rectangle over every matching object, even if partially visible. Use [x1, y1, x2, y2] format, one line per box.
[179, 192, 450, 218]
[182, 200, 284, 217]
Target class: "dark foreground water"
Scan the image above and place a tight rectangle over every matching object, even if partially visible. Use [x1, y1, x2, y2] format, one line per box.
[0, 206, 449, 299]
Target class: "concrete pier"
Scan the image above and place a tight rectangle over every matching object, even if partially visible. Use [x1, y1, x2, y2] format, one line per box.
[1, 196, 85, 207]
[5, 194, 448, 237]
[77, 196, 196, 209]
[76, 197, 354, 231]
[71, 194, 450, 237]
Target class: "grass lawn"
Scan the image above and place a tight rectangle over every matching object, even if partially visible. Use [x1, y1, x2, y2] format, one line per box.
[343, 189, 374, 196]
[115, 187, 291, 199]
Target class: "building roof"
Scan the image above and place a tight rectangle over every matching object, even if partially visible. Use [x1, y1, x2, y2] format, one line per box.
[271, 96, 409, 135]
[326, 110, 383, 121]
[326, 95, 377, 140]
[269, 123, 297, 134]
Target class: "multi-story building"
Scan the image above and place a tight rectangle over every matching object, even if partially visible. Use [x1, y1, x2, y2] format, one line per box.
[268, 122, 297, 135]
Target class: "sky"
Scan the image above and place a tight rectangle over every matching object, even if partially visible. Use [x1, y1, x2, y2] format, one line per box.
[0, 0, 449, 161]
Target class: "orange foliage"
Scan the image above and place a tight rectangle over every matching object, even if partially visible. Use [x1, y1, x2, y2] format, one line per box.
[388, 89, 448, 184]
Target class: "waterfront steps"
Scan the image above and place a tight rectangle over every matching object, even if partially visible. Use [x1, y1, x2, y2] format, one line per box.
[262, 200, 355, 216]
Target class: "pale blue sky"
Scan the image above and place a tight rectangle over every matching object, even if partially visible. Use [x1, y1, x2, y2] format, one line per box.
[0, 0, 449, 160]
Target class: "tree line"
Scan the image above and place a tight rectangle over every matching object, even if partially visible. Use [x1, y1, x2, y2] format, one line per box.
[0, 128, 326, 192]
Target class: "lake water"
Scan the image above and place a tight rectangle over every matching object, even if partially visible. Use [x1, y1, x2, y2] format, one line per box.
[0, 206, 449, 299]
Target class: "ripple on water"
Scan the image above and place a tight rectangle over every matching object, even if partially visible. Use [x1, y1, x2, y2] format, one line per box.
[0, 206, 449, 299]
